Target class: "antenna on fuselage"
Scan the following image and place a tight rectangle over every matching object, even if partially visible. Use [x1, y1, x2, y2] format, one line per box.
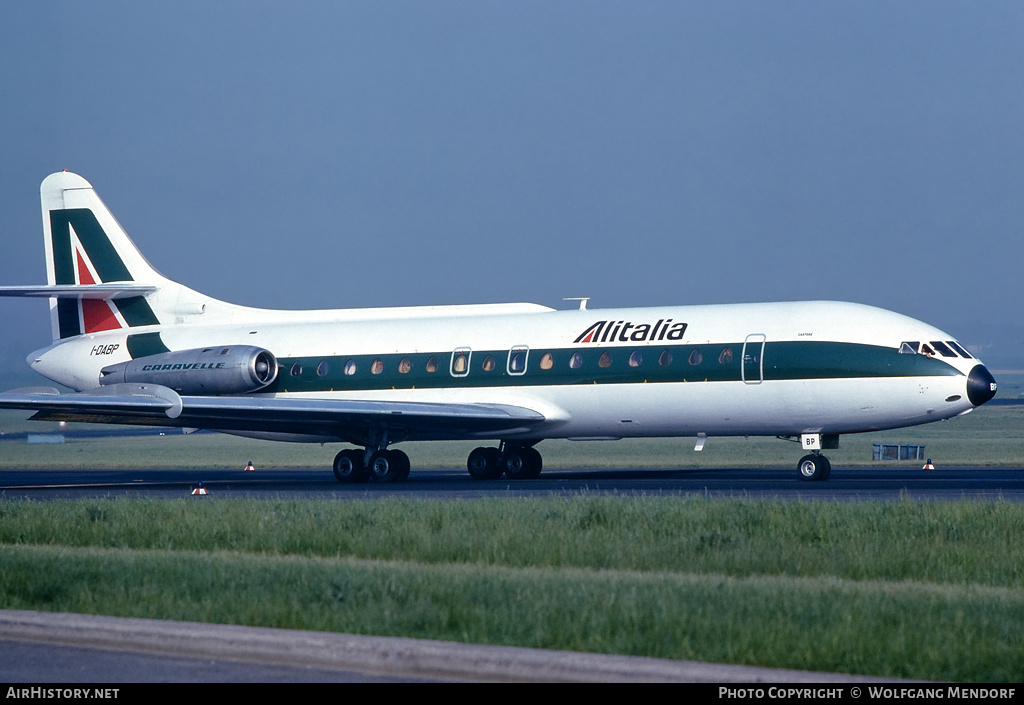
[563, 297, 590, 311]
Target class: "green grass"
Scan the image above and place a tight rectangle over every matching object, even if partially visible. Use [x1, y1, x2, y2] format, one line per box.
[1, 404, 1023, 470]
[1, 496, 1023, 681]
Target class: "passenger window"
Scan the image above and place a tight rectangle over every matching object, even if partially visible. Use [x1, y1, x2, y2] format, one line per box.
[659, 350, 673, 366]
[540, 353, 554, 370]
[371, 358, 384, 375]
[482, 355, 496, 372]
[628, 351, 642, 367]
[316, 361, 329, 377]
[290, 362, 302, 376]
[398, 358, 412, 374]
[451, 349, 471, 376]
[688, 349, 702, 365]
[719, 348, 733, 365]
[599, 352, 612, 368]
[569, 352, 583, 369]
[425, 356, 438, 373]
[344, 359, 357, 375]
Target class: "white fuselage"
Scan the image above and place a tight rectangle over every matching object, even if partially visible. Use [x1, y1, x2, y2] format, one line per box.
[28, 299, 982, 443]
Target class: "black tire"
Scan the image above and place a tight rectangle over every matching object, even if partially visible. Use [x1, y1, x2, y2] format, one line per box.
[502, 448, 538, 479]
[467, 447, 502, 480]
[390, 449, 411, 482]
[797, 454, 830, 481]
[519, 447, 543, 479]
[333, 449, 368, 483]
[369, 450, 405, 483]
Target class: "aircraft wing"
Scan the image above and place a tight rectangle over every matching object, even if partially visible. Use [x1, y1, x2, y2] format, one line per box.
[0, 384, 547, 443]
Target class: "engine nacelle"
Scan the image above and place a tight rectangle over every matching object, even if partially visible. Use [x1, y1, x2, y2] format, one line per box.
[100, 345, 278, 395]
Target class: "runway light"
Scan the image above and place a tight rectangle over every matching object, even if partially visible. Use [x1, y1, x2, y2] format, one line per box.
[922, 459, 936, 471]
[191, 481, 208, 495]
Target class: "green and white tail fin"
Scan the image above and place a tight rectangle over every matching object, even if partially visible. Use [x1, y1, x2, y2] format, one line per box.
[1, 171, 235, 343]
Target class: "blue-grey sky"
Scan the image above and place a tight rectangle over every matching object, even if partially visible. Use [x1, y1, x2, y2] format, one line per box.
[1, 1, 1022, 379]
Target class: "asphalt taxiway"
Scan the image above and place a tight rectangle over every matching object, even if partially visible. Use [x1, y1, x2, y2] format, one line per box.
[1, 465, 1022, 501]
[0, 610, 902, 683]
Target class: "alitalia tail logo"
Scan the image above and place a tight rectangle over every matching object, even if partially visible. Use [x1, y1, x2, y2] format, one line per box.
[49, 208, 159, 339]
[574, 319, 688, 344]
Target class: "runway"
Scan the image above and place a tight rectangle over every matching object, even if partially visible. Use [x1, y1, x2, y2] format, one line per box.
[2, 465, 1022, 501]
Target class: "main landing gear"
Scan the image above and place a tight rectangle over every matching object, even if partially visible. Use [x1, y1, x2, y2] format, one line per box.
[467, 443, 543, 481]
[333, 447, 411, 483]
[331, 442, 543, 483]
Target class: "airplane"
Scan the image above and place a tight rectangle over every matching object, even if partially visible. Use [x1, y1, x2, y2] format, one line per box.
[0, 171, 999, 482]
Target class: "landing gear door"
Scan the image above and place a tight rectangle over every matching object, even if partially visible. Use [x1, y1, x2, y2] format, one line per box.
[742, 334, 766, 384]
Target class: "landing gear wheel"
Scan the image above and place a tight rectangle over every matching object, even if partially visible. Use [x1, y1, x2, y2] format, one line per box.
[467, 447, 502, 480]
[504, 446, 543, 480]
[521, 447, 543, 479]
[390, 449, 411, 482]
[797, 454, 831, 482]
[333, 449, 368, 483]
[369, 449, 409, 483]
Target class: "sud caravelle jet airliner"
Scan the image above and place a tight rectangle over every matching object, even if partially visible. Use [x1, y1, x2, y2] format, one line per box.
[0, 171, 999, 482]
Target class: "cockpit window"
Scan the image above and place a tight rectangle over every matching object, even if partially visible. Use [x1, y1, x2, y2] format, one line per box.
[947, 341, 972, 359]
[929, 341, 957, 358]
[899, 342, 919, 354]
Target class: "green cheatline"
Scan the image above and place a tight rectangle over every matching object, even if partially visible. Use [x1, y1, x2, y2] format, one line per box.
[268, 340, 960, 394]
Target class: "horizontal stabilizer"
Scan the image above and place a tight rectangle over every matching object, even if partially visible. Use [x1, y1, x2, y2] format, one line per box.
[0, 284, 158, 299]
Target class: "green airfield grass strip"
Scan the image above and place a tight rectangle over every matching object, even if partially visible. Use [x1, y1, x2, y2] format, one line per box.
[2, 496, 1022, 587]
[1, 496, 1023, 681]
[2, 544, 1022, 682]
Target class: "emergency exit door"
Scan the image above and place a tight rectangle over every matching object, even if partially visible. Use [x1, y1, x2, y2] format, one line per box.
[742, 334, 765, 384]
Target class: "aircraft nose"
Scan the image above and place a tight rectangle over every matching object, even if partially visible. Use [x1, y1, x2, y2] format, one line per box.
[966, 365, 997, 406]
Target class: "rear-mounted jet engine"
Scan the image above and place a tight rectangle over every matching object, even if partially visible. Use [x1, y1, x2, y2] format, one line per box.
[99, 345, 278, 395]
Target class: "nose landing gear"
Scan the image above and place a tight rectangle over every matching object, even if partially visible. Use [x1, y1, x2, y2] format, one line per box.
[797, 453, 831, 481]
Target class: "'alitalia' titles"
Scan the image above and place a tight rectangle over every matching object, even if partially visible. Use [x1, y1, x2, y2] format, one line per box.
[574, 319, 688, 344]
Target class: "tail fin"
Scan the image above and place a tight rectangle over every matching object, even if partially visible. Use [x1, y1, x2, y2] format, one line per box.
[41, 171, 176, 341]
[0, 172, 246, 345]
